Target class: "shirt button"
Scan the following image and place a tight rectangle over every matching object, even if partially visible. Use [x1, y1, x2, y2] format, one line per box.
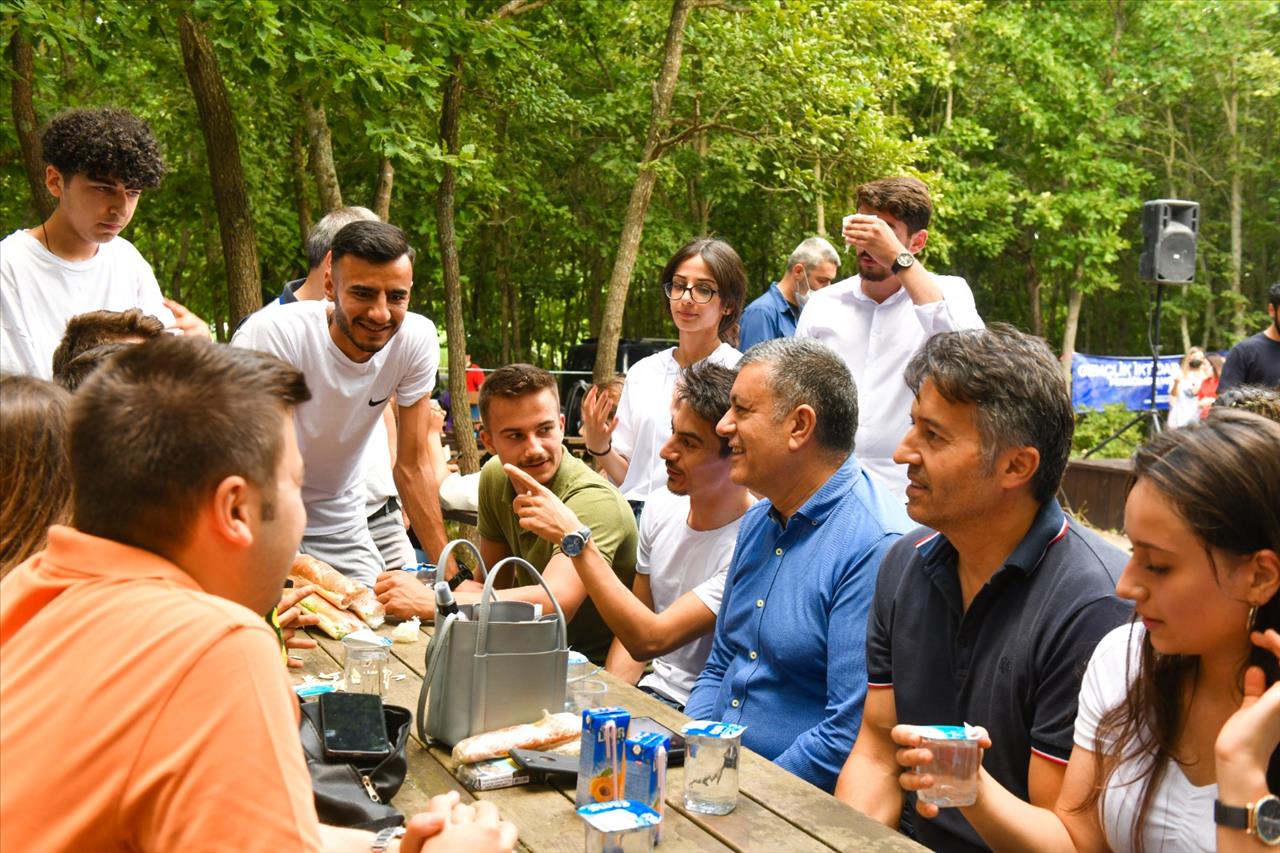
[749, 651, 758, 660]
[775, 548, 783, 556]
[731, 698, 740, 708]
[756, 599, 765, 608]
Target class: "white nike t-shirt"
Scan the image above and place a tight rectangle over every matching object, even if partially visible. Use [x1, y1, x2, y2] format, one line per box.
[0, 229, 176, 379]
[232, 300, 438, 534]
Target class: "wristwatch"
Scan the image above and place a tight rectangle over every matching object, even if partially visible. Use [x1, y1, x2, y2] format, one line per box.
[371, 825, 406, 852]
[1215, 795, 1280, 845]
[561, 526, 593, 557]
[446, 565, 474, 590]
[891, 251, 916, 274]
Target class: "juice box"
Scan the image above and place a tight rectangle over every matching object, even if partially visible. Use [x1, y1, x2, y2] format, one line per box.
[623, 731, 670, 843]
[575, 706, 630, 806]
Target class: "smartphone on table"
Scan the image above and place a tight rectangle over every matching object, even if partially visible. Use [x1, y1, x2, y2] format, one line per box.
[319, 692, 391, 762]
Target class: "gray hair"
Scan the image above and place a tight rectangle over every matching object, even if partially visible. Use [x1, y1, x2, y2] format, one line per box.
[739, 337, 857, 455]
[903, 324, 1072, 503]
[305, 206, 379, 269]
[786, 237, 840, 272]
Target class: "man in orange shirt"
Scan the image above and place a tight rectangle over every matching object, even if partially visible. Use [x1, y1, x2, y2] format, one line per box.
[0, 336, 515, 853]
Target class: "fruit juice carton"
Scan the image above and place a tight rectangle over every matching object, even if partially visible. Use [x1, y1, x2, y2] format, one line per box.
[576, 706, 630, 806]
[623, 731, 670, 843]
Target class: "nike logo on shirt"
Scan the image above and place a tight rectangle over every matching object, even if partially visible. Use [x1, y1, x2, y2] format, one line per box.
[369, 396, 390, 407]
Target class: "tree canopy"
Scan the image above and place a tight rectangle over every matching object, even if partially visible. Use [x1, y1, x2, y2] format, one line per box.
[4, 0, 1277, 369]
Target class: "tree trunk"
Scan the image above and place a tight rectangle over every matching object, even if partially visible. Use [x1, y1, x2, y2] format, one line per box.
[290, 126, 313, 247]
[1225, 86, 1245, 338]
[179, 13, 261, 329]
[436, 54, 481, 476]
[1026, 251, 1043, 338]
[372, 156, 394, 221]
[9, 30, 54, 221]
[814, 156, 825, 235]
[1060, 281, 1085, 386]
[302, 96, 343, 212]
[592, 0, 694, 384]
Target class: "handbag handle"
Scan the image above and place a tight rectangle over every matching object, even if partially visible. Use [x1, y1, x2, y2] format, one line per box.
[476, 556, 568, 656]
[435, 538, 483, 580]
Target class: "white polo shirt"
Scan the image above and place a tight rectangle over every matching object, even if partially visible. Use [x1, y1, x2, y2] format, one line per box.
[232, 300, 438, 534]
[796, 274, 983, 498]
[612, 343, 741, 502]
[0, 229, 176, 379]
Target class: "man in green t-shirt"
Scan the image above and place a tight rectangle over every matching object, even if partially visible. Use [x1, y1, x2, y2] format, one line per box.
[376, 364, 637, 663]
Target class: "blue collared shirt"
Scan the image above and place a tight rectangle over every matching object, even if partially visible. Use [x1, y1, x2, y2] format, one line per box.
[738, 283, 799, 352]
[684, 454, 910, 791]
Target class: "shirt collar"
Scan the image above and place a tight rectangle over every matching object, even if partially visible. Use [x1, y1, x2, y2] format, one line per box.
[916, 499, 1069, 577]
[38, 525, 203, 590]
[766, 282, 799, 318]
[840, 275, 909, 307]
[768, 453, 861, 528]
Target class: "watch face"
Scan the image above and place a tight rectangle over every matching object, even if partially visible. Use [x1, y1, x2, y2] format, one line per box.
[1257, 796, 1280, 844]
[563, 532, 585, 556]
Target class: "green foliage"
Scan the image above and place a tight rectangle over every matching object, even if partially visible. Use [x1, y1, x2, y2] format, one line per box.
[1, 0, 1277, 365]
[1071, 403, 1146, 459]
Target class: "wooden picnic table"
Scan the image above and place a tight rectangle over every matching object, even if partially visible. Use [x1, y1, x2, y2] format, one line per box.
[293, 625, 923, 852]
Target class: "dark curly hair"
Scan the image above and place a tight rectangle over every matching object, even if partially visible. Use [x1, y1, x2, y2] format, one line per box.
[41, 107, 165, 189]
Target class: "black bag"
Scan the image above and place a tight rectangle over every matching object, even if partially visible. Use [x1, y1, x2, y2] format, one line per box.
[299, 698, 412, 831]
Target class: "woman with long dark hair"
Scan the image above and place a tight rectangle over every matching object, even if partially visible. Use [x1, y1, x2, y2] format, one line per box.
[580, 238, 746, 515]
[891, 408, 1280, 851]
[1, 374, 73, 576]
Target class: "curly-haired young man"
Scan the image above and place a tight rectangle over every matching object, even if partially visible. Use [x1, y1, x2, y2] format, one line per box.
[1, 107, 208, 380]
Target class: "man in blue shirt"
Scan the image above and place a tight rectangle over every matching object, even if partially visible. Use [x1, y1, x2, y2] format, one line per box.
[683, 336, 910, 792]
[737, 237, 840, 351]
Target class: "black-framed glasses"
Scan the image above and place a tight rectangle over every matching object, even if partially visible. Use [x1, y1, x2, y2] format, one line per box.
[662, 279, 719, 304]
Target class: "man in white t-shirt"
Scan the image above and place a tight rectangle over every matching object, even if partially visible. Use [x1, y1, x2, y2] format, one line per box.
[233, 220, 448, 585]
[505, 361, 751, 709]
[1, 107, 209, 379]
[796, 176, 983, 499]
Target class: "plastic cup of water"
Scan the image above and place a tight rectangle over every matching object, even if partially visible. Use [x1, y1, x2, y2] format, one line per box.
[912, 724, 982, 807]
[680, 721, 747, 815]
[578, 800, 660, 853]
[341, 637, 390, 696]
[569, 678, 609, 713]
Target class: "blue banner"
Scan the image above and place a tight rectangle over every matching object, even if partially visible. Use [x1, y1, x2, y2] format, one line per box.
[1071, 353, 1182, 412]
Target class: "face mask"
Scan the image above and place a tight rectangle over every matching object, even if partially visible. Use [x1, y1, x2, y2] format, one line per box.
[795, 271, 812, 309]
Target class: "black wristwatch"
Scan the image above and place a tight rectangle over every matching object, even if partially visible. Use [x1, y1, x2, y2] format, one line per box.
[446, 565, 474, 590]
[890, 251, 915, 274]
[561, 526, 593, 557]
[1215, 795, 1280, 845]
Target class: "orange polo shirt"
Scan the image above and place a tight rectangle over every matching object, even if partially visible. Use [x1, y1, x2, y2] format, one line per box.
[0, 526, 322, 852]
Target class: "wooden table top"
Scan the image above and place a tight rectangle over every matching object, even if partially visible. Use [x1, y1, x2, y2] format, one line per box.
[293, 625, 924, 852]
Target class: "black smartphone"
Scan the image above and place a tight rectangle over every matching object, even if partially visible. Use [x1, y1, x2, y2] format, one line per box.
[319, 692, 391, 762]
[630, 716, 686, 766]
[509, 747, 580, 780]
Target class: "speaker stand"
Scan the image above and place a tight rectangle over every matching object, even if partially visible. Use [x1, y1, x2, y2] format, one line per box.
[1084, 282, 1166, 458]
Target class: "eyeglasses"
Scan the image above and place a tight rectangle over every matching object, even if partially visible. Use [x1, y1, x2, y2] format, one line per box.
[662, 279, 719, 304]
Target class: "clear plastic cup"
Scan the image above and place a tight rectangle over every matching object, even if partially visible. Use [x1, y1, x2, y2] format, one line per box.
[681, 721, 747, 815]
[342, 642, 390, 696]
[912, 724, 982, 807]
[578, 800, 659, 853]
[568, 678, 609, 713]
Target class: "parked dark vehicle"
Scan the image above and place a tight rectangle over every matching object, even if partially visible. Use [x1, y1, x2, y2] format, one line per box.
[560, 338, 676, 437]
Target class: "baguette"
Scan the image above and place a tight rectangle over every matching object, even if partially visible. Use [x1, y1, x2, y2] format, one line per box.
[349, 588, 386, 629]
[297, 592, 365, 640]
[290, 554, 363, 608]
[451, 712, 581, 764]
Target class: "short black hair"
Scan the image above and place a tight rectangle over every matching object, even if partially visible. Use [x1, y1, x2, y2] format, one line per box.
[330, 220, 415, 268]
[479, 364, 558, 429]
[41, 107, 165, 188]
[1269, 281, 1280, 311]
[674, 361, 737, 456]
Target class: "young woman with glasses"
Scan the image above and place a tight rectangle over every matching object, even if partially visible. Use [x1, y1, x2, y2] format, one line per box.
[580, 238, 746, 517]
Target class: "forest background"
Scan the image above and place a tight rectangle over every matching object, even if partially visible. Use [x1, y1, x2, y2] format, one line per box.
[3, 0, 1278, 467]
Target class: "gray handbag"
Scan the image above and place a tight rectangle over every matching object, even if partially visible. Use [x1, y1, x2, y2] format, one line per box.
[417, 539, 569, 747]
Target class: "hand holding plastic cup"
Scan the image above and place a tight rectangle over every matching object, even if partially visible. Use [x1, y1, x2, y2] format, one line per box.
[908, 723, 983, 807]
[680, 721, 747, 815]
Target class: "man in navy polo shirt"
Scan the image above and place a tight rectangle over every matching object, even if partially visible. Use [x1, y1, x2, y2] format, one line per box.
[834, 325, 1130, 851]
[683, 336, 910, 792]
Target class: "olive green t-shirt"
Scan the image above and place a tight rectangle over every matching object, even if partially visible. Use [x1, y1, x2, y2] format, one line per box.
[477, 453, 638, 664]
